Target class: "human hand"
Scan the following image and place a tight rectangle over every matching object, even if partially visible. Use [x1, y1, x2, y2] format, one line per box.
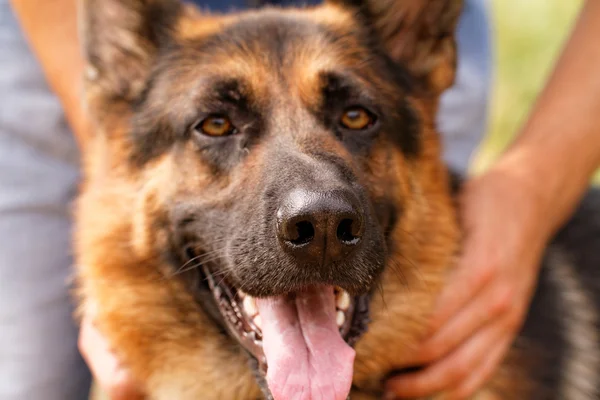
[78, 304, 145, 400]
[386, 164, 554, 399]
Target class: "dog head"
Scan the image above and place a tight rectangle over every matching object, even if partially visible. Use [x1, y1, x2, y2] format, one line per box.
[77, 0, 462, 398]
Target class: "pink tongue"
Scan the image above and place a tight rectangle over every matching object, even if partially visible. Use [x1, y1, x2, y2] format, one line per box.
[255, 286, 355, 400]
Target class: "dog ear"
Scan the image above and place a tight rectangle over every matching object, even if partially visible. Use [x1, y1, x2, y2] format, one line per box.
[80, 0, 181, 104]
[330, 0, 463, 93]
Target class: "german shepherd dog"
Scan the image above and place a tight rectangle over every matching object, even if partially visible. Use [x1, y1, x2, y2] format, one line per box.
[75, 0, 600, 398]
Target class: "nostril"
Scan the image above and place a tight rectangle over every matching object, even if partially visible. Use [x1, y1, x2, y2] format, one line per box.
[336, 218, 361, 245]
[289, 220, 315, 246]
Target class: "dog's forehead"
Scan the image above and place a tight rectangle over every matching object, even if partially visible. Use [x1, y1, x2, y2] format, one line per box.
[176, 5, 359, 51]
[164, 8, 380, 102]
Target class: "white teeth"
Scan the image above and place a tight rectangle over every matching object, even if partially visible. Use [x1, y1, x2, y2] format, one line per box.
[238, 289, 349, 333]
[253, 315, 262, 329]
[336, 310, 346, 327]
[336, 290, 350, 311]
[243, 296, 258, 317]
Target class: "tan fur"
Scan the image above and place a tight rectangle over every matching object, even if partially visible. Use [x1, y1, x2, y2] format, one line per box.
[75, 1, 534, 398]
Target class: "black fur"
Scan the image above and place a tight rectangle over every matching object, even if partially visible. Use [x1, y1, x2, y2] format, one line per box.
[517, 189, 600, 399]
[121, 10, 424, 166]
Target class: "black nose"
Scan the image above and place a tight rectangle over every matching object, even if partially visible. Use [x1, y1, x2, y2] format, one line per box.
[276, 188, 364, 266]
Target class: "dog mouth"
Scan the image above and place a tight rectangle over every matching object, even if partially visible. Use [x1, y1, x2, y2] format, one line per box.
[201, 264, 370, 399]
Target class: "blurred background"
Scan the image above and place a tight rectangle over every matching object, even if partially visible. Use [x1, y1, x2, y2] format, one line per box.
[90, 1, 589, 398]
[474, 0, 591, 177]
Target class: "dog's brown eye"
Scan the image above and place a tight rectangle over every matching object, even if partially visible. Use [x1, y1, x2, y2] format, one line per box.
[340, 107, 374, 130]
[197, 115, 235, 137]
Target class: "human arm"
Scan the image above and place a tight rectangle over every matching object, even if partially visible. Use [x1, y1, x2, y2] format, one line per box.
[10, 0, 90, 148]
[387, 0, 600, 398]
[78, 305, 145, 400]
[10, 1, 143, 398]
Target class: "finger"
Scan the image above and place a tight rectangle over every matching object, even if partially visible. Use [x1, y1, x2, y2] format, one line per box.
[106, 370, 146, 400]
[427, 249, 496, 335]
[416, 283, 513, 364]
[79, 316, 120, 384]
[443, 335, 513, 400]
[386, 320, 504, 399]
[79, 317, 144, 400]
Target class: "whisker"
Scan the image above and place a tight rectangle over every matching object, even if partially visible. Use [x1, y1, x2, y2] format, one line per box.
[170, 254, 226, 278]
[375, 278, 387, 310]
[172, 253, 206, 275]
[395, 227, 421, 247]
[387, 257, 410, 288]
[163, 244, 232, 281]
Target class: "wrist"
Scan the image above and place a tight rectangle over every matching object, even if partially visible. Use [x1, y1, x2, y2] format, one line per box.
[491, 140, 589, 237]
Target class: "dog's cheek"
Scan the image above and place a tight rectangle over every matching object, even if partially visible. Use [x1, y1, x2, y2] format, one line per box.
[359, 141, 402, 231]
[131, 168, 174, 261]
[131, 191, 168, 260]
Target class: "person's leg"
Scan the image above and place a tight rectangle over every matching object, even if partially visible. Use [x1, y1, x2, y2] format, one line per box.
[0, 3, 91, 399]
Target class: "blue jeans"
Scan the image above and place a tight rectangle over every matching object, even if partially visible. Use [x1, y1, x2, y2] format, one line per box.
[0, 1, 491, 399]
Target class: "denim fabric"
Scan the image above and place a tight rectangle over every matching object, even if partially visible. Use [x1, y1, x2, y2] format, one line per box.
[0, 2, 90, 400]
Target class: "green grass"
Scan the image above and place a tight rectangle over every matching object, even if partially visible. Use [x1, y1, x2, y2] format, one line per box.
[473, 0, 585, 172]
